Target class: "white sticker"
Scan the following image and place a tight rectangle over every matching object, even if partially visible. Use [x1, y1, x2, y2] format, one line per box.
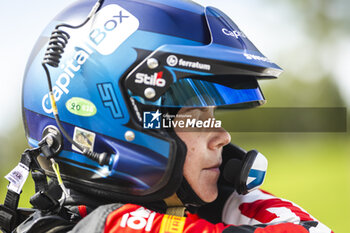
[72, 127, 96, 153]
[5, 163, 30, 194]
[87, 4, 139, 55]
[41, 4, 139, 114]
[120, 207, 156, 231]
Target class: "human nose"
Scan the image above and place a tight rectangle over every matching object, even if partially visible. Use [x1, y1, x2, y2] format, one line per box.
[208, 127, 231, 150]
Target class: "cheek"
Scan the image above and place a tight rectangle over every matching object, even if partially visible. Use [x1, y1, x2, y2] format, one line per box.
[177, 132, 208, 183]
[183, 134, 207, 164]
[183, 145, 201, 176]
[182, 140, 207, 185]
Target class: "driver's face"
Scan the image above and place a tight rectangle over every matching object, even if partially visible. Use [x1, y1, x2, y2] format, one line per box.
[175, 108, 231, 203]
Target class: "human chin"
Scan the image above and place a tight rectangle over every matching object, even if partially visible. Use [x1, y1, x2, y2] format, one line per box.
[198, 170, 219, 202]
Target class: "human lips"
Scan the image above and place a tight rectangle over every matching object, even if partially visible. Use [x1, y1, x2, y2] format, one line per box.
[204, 160, 222, 172]
[205, 167, 220, 176]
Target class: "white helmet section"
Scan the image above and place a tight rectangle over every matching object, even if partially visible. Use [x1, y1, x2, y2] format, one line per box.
[246, 152, 268, 192]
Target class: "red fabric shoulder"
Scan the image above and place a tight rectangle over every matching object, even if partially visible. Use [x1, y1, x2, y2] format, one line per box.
[102, 203, 318, 233]
[254, 223, 309, 233]
[103, 204, 226, 233]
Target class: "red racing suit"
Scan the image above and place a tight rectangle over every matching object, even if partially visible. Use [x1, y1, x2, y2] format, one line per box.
[69, 189, 333, 233]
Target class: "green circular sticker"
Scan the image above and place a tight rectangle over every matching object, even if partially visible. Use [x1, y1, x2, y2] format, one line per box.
[66, 97, 97, 117]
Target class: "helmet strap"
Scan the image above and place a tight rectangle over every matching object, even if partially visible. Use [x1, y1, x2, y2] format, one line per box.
[176, 178, 207, 210]
[0, 147, 53, 232]
[163, 193, 185, 217]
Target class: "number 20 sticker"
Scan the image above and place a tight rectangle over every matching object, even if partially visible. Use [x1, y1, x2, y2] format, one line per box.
[66, 97, 97, 117]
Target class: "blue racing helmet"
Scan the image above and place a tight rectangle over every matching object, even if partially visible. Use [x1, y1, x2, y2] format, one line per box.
[22, 0, 282, 202]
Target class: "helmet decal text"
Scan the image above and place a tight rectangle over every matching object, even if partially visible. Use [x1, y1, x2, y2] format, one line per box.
[243, 53, 273, 63]
[66, 97, 97, 117]
[135, 72, 166, 87]
[166, 55, 211, 71]
[222, 28, 247, 39]
[42, 4, 139, 114]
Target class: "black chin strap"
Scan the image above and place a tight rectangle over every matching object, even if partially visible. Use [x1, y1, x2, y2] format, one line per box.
[163, 178, 207, 217]
[0, 147, 47, 233]
[0, 142, 64, 233]
[176, 178, 207, 211]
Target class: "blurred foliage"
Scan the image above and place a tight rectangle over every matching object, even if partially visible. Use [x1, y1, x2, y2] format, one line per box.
[266, 0, 350, 39]
[232, 1, 350, 231]
[260, 75, 346, 107]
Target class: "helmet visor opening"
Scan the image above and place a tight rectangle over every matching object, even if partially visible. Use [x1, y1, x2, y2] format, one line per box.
[131, 76, 265, 108]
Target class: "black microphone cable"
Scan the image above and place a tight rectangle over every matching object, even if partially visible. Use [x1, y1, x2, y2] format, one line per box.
[41, 0, 110, 167]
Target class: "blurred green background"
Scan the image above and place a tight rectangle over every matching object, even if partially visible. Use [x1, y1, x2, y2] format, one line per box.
[0, 0, 349, 233]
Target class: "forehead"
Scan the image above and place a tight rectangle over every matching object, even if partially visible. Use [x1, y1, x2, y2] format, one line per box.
[179, 107, 215, 112]
[176, 107, 215, 118]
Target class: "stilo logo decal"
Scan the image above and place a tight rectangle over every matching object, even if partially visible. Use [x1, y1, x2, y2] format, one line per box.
[135, 72, 166, 87]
